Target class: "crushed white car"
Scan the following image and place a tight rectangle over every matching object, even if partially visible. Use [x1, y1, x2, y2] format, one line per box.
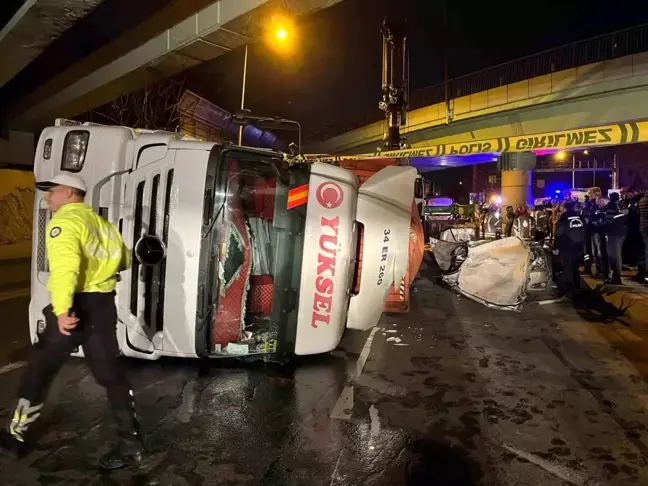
[430, 233, 559, 311]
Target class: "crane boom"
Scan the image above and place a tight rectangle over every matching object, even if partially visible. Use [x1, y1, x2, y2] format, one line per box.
[379, 19, 408, 151]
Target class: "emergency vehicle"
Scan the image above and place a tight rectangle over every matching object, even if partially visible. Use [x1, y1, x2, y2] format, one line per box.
[29, 120, 417, 360]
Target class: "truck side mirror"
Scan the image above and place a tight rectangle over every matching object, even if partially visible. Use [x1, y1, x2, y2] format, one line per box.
[134, 234, 166, 265]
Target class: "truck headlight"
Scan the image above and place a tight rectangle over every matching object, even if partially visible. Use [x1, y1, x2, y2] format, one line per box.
[36, 319, 46, 334]
[61, 130, 89, 172]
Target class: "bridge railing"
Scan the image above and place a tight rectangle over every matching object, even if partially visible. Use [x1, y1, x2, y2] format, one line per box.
[412, 22, 648, 109]
[310, 23, 648, 143]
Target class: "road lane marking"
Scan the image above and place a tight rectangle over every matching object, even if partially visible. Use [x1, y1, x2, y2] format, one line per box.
[331, 326, 381, 421]
[330, 385, 354, 420]
[356, 326, 379, 377]
[0, 361, 27, 376]
[502, 443, 602, 486]
[369, 404, 381, 438]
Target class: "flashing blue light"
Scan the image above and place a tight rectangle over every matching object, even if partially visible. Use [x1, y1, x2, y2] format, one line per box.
[555, 190, 561, 194]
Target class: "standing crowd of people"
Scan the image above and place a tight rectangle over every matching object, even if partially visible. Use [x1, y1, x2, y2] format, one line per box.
[481, 186, 648, 293]
[553, 186, 648, 289]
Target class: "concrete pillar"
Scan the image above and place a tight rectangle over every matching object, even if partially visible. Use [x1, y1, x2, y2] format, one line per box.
[501, 170, 532, 207]
[498, 152, 536, 207]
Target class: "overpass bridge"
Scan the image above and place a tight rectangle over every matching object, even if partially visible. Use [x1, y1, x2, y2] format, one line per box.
[0, 0, 342, 165]
[309, 24, 648, 158]
[307, 24, 648, 205]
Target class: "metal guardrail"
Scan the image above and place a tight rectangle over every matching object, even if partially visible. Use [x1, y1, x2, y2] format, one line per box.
[310, 23, 648, 142]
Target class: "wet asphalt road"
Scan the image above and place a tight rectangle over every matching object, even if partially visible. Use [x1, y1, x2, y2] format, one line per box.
[2, 258, 648, 484]
[0, 256, 31, 367]
[0, 295, 30, 367]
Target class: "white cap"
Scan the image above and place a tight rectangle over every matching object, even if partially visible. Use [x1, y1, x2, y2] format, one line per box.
[36, 173, 87, 193]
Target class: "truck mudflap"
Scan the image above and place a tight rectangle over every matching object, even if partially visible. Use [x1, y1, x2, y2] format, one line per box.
[347, 166, 417, 330]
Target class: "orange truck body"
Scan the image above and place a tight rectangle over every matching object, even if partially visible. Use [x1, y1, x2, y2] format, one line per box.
[337, 157, 425, 313]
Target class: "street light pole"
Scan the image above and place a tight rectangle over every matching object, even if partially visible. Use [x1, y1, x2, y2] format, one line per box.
[238, 44, 249, 146]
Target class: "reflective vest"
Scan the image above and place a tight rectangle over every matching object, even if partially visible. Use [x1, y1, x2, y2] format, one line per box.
[484, 212, 502, 238]
[46, 202, 130, 316]
[513, 215, 534, 239]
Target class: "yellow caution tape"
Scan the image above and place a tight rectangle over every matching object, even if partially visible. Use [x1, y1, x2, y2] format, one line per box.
[292, 120, 648, 164]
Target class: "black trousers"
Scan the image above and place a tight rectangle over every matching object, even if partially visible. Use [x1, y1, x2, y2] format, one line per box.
[560, 250, 583, 292]
[606, 234, 626, 281]
[584, 227, 593, 271]
[18, 292, 133, 413]
[592, 232, 609, 276]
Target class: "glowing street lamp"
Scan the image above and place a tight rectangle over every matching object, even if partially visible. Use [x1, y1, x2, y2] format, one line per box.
[555, 151, 567, 161]
[276, 28, 288, 41]
[238, 17, 296, 145]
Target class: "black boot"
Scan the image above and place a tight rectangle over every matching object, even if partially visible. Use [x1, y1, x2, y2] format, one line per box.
[0, 430, 26, 459]
[99, 411, 144, 470]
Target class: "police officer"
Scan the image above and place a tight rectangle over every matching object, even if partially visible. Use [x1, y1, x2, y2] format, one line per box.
[554, 201, 587, 293]
[0, 174, 143, 470]
[581, 195, 596, 275]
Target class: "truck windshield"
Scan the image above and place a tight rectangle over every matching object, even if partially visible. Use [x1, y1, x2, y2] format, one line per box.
[200, 148, 310, 355]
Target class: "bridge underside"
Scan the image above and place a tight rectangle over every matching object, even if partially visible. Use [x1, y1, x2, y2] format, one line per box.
[411, 153, 499, 171]
[342, 83, 648, 157]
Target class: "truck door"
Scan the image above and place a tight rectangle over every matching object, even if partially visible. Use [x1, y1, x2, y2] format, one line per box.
[119, 153, 175, 357]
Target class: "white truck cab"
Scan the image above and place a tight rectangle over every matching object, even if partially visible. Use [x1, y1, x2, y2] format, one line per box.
[29, 121, 416, 360]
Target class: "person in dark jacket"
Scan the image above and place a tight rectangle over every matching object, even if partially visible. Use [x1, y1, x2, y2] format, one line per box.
[554, 201, 587, 292]
[581, 196, 595, 275]
[604, 192, 628, 284]
[505, 206, 516, 237]
[624, 188, 645, 281]
[591, 197, 609, 279]
[639, 191, 648, 284]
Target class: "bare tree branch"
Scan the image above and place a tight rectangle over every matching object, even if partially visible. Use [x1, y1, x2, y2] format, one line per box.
[77, 77, 187, 131]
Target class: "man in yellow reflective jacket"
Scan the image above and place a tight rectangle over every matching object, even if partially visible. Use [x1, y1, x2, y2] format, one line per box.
[0, 173, 143, 470]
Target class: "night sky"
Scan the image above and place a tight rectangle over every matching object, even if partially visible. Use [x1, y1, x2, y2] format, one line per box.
[185, 0, 648, 139]
[0, 0, 23, 28]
